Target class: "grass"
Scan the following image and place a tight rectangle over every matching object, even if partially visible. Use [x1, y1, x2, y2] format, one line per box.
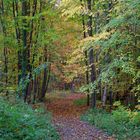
[73, 98, 87, 106]
[45, 90, 72, 99]
[0, 96, 60, 140]
[81, 107, 140, 140]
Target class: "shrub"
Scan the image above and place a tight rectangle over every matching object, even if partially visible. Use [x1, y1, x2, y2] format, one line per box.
[112, 106, 131, 124]
[0, 97, 59, 140]
[73, 98, 87, 106]
[81, 109, 96, 124]
[81, 107, 140, 140]
[131, 112, 140, 126]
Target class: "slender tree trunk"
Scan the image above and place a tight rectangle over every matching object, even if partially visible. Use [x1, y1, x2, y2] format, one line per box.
[101, 0, 113, 108]
[0, 0, 8, 95]
[25, 0, 38, 102]
[33, 74, 37, 104]
[102, 86, 107, 109]
[87, 0, 96, 108]
[109, 89, 113, 111]
[40, 67, 48, 101]
[12, 0, 22, 86]
[84, 18, 90, 105]
[21, 0, 28, 101]
[85, 50, 90, 106]
[45, 63, 51, 92]
[81, 0, 90, 106]
[40, 47, 48, 101]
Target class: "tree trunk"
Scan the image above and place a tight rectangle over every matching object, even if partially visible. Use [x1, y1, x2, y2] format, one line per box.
[102, 86, 107, 109]
[33, 74, 37, 104]
[109, 89, 113, 111]
[81, 0, 90, 106]
[87, 0, 96, 108]
[22, 0, 28, 101]
[1, 0, 8, 95]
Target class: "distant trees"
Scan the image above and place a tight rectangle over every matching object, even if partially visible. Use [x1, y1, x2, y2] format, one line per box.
[0, 0, 139, 108]
[0, 0, 58, 102]
[0, 0, 82, 103]
[60, 0, 140, 109]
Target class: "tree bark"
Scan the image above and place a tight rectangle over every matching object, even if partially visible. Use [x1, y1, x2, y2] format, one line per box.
[12, 1, 22, 86]
[102, 86, 107, 109]
[21, 0, 28, 101]
[0, 0, 8, 95]
[87, 0, 96, 108]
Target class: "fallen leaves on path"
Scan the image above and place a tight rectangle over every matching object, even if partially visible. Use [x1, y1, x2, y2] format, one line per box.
[46, 93, 88, 118]
[54, 118, 114, 140]
[45, 93, 115, 140]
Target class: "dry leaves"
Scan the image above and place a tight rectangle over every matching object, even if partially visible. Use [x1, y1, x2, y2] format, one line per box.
[45, 93, 115, 140]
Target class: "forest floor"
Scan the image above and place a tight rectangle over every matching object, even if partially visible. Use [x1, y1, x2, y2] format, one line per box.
[45, 93, 115, 140]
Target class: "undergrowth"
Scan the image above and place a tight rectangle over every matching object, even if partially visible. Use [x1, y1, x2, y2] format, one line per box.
[73, 98, 87, 106]
[81, 106, 140, 140]
[0, 97, 59, 140]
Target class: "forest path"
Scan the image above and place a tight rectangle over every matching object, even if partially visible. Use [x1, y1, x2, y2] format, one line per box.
[45, 93, 114, 140]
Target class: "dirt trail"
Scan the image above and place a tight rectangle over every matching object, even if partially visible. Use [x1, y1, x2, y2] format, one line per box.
[46, 93, 114, 140]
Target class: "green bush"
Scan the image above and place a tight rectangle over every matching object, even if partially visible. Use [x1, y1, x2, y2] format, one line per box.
[81, 109, 96, 124]
[131, 112, 140, 126]
[0, 97, 59, 140]
[73, 98, 87, 106]
[112, 106, 130, 124]
[81, 107, 140, 140]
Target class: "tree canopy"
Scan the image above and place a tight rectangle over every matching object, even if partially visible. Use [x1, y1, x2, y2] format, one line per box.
[0, 0, 140, 139]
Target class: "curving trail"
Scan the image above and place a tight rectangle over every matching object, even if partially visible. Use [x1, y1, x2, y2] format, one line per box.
[45, 93, 114, 140]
